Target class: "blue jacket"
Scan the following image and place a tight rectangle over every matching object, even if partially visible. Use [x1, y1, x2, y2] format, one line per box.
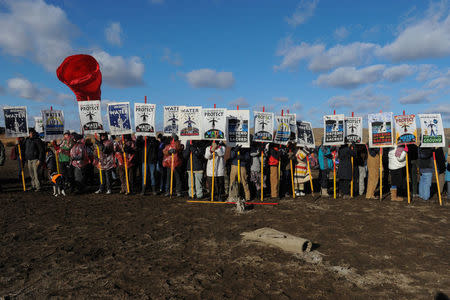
[318, 145, 333, 170]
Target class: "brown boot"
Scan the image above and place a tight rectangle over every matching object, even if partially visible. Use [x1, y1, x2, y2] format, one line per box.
[390, 189, 403, 201]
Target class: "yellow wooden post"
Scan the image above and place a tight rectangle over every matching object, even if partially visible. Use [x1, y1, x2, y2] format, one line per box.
[170, 153, 174, 196]
[122, 136, 130, 194]
[237, 151, 241, 184]
[143, 136, 147, 191]
[211, 151, 216, 202]
[379, 148, 383, 201]
[307, 155, 314, 194]
[290, 158, 295, 198]
[55, 151, 60, 174]
[17, 143, 26, 191]
[350, 156, 354, 198]
[333, 151, 336, 199]
[406, 152, 411, 204]
[260, 150, 264, 201]
[433, 151, 442, 206]
[190, 151, 194, 198]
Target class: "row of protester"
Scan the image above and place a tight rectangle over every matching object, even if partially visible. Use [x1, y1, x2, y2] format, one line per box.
[3, 105, 447, 149]
[1, 129, 449, 204]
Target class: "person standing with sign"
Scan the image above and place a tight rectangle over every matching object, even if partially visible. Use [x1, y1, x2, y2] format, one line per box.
[267, 143, 281, 199]
[162, 134, 183, 197]
[229, 145, 251, 201]
[115, 134, 136, 195]
[205, 141, 226, 201]
[337, 143, 356, 198]
[183, 140, 205, 199]
[94, 133, 116, 194]
[23, 128, 45, 192]
[388, 145, 408, 201]
[318, 139, 333, 197]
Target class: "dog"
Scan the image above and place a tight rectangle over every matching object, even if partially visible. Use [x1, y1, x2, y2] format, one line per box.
[50, 172, 66, 197]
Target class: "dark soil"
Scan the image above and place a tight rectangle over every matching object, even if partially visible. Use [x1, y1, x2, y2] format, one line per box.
[0, 153, 449, 299]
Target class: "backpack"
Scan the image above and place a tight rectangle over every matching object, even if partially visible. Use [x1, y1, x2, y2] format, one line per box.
[308, 153, 319, 170]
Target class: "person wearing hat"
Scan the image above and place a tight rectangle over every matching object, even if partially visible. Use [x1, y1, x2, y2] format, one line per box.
[54, 130, 74, 190]
[162, 133, 183, 197]
[23, 128, 45, 191]
[94, 132, 116, 194]
[70, 133, 90, 193]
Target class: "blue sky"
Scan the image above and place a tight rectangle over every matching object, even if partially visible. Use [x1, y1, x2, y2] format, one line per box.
[0, 0, 449, 130]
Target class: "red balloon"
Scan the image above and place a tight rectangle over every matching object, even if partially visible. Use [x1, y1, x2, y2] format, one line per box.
[56, 54, 102, 101]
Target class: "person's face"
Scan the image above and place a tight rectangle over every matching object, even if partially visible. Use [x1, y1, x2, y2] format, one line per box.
[64, 134, 69, 140]
[29, 132, 33, 138]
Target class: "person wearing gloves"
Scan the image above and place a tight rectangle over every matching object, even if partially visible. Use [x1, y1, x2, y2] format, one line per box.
[228, 145, 251, 201]
[183, 140, 205, 199]
[318, 140, 334, 197]
[204, 141, 226, 201]
[294, 146, 310, 196]
[365, 145, 380, 200]
[115, 134, 136, 195]
[249, 142, 266, 199]
[137, 136, 160, 195]
[337, 143, 357, 198]
[94, 132, 116, 194]
[162, 133, 183, 197]
[418, 146, 434, 201]
[70, 133, 90, 194]
[388, 145, 407, 201]
[267, 143, 281, 199]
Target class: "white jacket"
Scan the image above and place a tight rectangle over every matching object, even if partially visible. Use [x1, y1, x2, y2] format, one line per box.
[388, 146, 406, 170]
[204, 145, 226, 177]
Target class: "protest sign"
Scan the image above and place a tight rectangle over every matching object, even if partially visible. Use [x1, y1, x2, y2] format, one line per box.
[42, 109, 64, 141]
[179, 106, 202, 140]
[296, 121, 315, 148]
[344, 116, 363, 144]
[227, 110, 250, 147]
[323, 114, 345, 146]
[163, 106, 180, 136]
[107, 102, 132, 135]
[368, 112, 394, 148]
[202, 108, 227, 141]
[274, 115, 291, 145]
[3, 106, 28, 137]
[134, 103, 156, 136]
[253, 111, 274, 142]
[418, 114, 445, 147]
[394, 114, 417, 144]
[78, 100, 103, 134]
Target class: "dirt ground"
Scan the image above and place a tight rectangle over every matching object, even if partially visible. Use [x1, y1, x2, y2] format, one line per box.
[0, 152, 449, 299]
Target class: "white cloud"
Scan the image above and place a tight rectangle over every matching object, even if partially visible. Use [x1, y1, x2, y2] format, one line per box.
[0, 0, 74, 71]
[382, 64, 415, 82]
[161, 48, 183, 66]
[7, 77, 71, 103]
[286, 0, 319, 27]
[334, 26, 349, 40]
[315, 65, 385, 89]
[377, 6, 450, 61]
[399, 89, 434, 104]
[182, 69, 235, 89]
[427, 70, 450, 89]
[424, 104, 450, 121]
[92, 50, 145, 88]
[327, 86, 390, 112]
[416, 64, 440, 81]
[228, 97, 249, 108]
[105, 22, 122, 46]
[273, 97, 289, 102]
[275, 38, 378, 72]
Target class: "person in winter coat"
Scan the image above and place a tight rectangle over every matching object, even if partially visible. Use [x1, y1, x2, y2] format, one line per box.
[157, 134, 167, 194]
[70, 133, 90, 193]
[55, 131, 74, 188]
[204, 141, 226, 200]
[45, 144, 65, 196]
[337, 143, 357, 198]
[280, 143, 296, 198]
[293, 147, 310, 196]
[407, 143, 419, 198]
[388, 145, 407, 201]
[365, 146, 380, 200]
[137, 136, 160, 195]
[115, 134, 136, 194]
[433, 147, 446, 197]
[94, 132, 116, 194]
[0, 140, 5, 192]
[229, 145, 251, 201]
[249, 142, 266, 198]
[267, 143, 281, 199]
[418, 146, 434, 201]
[183, 140, 205, 199]
[446, 146, 450, 199]
[162, 133, 183, 197]
[318, 142, 334, 197]
[23, 128, 45, 191]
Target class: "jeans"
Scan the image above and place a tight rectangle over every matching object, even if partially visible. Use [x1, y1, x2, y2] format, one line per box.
[165, 167, 181, 194]
[187, 171, 203, 198]
[419, 172, 432, 200]
[27, 159, 40, 190]
[99, 169, 113, 192]
[142, 162, 156, 188]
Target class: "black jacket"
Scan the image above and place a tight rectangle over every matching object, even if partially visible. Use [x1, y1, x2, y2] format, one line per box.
[229, 147, 250, 167]
[433, 147, 446, 174]
[418, 147, 433, 170]
[337, 145, 356, 180]
[183, 142, 205, 171]
[23, 135, 44, 162]
[136, 136, 159, 164]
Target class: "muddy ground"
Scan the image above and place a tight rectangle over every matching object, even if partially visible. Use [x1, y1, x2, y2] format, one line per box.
[0, 154, 449, 299]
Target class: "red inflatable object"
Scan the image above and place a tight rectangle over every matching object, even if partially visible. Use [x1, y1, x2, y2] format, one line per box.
[56, 54, 102, 101]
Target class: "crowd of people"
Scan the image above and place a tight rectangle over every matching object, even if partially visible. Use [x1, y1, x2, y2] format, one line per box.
[1, 128, 449, 203]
